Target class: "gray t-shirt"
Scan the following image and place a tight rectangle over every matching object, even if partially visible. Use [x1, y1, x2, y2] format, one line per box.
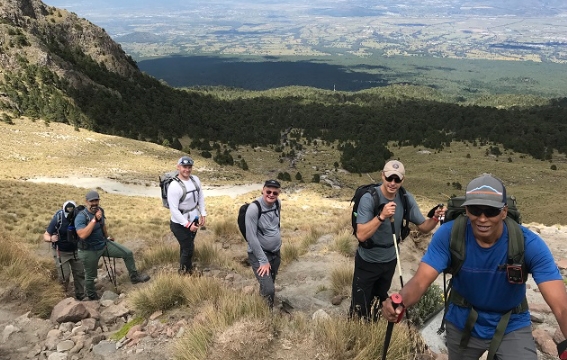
[246, 197, 281, 265]
[356, 186, 425, 263]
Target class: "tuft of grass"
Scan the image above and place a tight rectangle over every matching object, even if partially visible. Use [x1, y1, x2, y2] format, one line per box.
[280, 241, 300, 264]
[330, 263, 353, 297]
[137, 243, 178, 271]
[0, 230, 64, 317]
[331, 228, 356, 257]
[211, 218, 241, 244]
[129, 272, 189, 317]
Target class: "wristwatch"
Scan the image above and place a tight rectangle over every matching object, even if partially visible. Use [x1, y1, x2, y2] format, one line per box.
[377, 214, 385, 222]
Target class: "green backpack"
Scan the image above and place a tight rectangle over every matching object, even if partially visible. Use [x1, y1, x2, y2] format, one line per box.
[437, 195, 527, 360]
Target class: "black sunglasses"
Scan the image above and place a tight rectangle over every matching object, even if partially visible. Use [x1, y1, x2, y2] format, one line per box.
[65, 205, 75, 212]
[384, 175, 402, 184]
[466, 205, 502, 218]
[265, 190, 280, 196]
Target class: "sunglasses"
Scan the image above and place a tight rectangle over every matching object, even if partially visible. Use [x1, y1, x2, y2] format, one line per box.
[466, 205, 502, 218]
[265, 190, 280, 196]
[384, 175, 402, 184]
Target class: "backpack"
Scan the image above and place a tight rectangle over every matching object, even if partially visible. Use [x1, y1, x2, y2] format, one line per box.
[437, 195, 526, 336]
[55, 205, 87, 246]
[350, 183, 410, 245]
[237, 200, 280, 242]
[159, 171, 200, 209]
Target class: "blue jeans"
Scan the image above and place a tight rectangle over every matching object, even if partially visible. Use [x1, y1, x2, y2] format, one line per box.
[248, 250, 281, 308]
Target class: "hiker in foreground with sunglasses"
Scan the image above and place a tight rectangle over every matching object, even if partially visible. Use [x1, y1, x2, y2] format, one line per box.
[350, 160, 445, 320]
[245, 180, 282, 309]
[382, 174, 567, 360]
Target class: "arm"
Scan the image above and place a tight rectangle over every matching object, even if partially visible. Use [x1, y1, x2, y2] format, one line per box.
[382, 262, 440, 320]
[355, 194, 387, 242]
[416, 205, 445, 234]
[245, 202, 269, 268]
[538, 280, 567, 339]
[76, 215, 97, 239]
[196, 177, 207, 226]
[43, 231, 55, 242]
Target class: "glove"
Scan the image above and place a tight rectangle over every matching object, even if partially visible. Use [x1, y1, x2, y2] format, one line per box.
[427, 204, 443, 218]
[558, 339, 567, 359]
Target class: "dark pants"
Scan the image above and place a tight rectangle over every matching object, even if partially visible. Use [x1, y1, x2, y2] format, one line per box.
[248, 250, 281, 308]
[349, 251, 397, 321]
[170, 221, 197, 272]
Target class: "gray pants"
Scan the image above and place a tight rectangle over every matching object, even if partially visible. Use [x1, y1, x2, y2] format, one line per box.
[446, 322, 537, 360]
[248, 250, 281, 308]
[52, 248, 85, 299]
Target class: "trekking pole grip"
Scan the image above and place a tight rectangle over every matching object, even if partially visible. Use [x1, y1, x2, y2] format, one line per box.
[558, 339, 567, 359]
[390, 293, 405, 323]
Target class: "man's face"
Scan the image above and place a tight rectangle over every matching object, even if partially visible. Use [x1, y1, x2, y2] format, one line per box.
[465, 205, 507, 243]
[87, 199, 99, 213]
[262, 186, 280, 205]
[382, 172, 403, 196]
[177, 164, 193, 179]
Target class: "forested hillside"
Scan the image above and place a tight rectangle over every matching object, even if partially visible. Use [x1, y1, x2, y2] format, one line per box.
[1, 0, 567, 173]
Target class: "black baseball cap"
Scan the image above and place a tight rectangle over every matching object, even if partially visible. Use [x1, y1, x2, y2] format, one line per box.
[264, 180, 281, 188]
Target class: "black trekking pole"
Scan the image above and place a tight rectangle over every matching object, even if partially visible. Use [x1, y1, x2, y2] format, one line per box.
[103, 243, 117, 291]
[56, 244, 66, 283]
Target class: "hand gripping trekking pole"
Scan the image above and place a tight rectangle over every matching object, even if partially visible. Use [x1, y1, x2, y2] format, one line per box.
[390, 218, 410, 324]
[381, 293, 405, 360]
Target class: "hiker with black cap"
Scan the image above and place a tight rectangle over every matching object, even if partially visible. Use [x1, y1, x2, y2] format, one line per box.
[75, 189, 150, 300]
[350, 160, 445, 320]
[168, 156, 207, 275]
[43, 200, 86, 300]
[245, 179, 282, 309]
[383, 174, 567, 360]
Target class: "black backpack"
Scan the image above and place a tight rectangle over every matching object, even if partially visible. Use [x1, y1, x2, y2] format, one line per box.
[56, 205, 86, 246]
[237, 200, 280, 242]
[350, 183, 410, 243]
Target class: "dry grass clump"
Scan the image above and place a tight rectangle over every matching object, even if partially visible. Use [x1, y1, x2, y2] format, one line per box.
[331, 228, 357, 257]
[0, 230, 64, 317]
[315, 317, 418, 359]
[330, 263, 354, 297]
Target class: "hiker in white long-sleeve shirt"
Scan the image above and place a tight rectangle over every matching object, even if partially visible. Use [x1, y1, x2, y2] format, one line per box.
[167, 156, 207, 275]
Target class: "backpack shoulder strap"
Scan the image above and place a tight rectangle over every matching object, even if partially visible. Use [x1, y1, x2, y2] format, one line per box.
[368, 186, 381, 216]
[55, 210, 63, 233]
[253, 200, 262, 220]
[398, 186, 409, 228]
[505, 217, 527, 281]
[447, 215, 468, 275]
[189, 175, 200, 192]
[173, 175, 188, 203]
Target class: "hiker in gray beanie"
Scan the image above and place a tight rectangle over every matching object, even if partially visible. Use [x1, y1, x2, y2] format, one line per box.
[75, 190, 150, 300]
[43, 200, 86, 300]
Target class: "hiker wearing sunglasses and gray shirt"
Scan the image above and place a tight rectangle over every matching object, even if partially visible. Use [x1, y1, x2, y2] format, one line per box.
[350, 160, 445, 321]
[245, 180, 282, 309]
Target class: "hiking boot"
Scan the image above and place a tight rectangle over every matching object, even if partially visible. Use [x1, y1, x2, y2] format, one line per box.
[84, 293, 99, 301]
[75, 294, 85, 301]
[130, 272, 150, 284]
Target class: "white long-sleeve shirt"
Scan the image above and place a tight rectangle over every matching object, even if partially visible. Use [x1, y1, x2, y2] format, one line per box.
[167, 175, 206, 226]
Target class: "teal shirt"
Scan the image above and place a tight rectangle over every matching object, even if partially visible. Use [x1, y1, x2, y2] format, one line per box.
[74, 208, 107, 250]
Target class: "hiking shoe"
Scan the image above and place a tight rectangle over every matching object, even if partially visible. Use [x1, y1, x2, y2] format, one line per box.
[130, 273, 151, 284]
[75, 294, 85, 301]
[84, 294, 99, 301]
